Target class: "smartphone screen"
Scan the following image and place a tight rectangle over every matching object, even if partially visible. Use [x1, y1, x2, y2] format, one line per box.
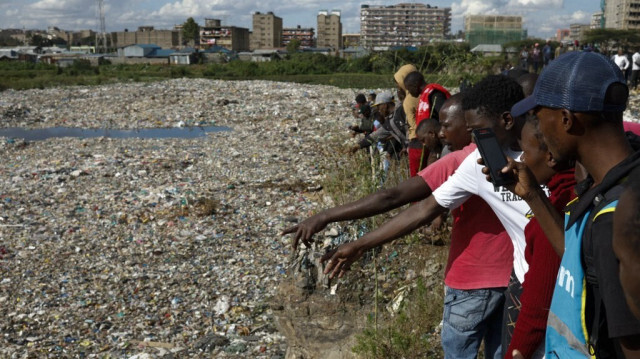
[472, 128, 515, 187]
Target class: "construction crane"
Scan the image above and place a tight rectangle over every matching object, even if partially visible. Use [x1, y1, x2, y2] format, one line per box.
[96, 0, 107, 53]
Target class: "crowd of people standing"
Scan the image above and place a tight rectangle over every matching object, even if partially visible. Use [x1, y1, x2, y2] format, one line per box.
[283, 49, 640, 358]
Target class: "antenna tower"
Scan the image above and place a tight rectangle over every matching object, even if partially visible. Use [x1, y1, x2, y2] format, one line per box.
[96, 0, 107, 53]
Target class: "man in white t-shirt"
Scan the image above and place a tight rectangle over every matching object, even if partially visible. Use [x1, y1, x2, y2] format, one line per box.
[432, 76, 539, 352]
[613, 49, 630, 82]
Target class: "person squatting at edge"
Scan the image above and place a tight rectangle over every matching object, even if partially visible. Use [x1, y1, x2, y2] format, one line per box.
[498, 51, 640, 358]
[350, 91, 410, 160]
[283, 93, 514, 359]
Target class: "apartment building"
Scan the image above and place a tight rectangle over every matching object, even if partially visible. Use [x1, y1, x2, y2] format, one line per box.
[200, 18, 250, 51]
[591, 11, 604, 28]
[342, 33, 361, 48]
[556, 28, 571, 42]
[360, 3, 450, 50]
[112, 27, 182, 49]
[604, 0, 640, 29]
[464, 15, 525, 48]
[250, 11, 283, 50]
[282, 26, 315, 48]
[570, 23, 591, 43]
[317, 10, 342, 50]
[47, 27, 96, 46]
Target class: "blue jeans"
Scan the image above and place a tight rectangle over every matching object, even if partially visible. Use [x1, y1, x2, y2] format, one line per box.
[441, 286, 506, 359]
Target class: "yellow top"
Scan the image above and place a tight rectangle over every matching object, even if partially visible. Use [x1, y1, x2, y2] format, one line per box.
[394, 64, 420, 140]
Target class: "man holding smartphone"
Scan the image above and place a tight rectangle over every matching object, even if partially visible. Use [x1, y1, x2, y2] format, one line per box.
[501, 51, 640, 358]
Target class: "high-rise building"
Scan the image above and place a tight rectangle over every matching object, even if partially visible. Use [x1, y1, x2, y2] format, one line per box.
[200, 19, 250, 51]
[112, 27, 182, 49]
[464, 15, 526, 49]
[556, 29, 571, 42]
[591, 11, 604, 29]
[317, 10, 342, 50]
[604, 0, 640, 29]
[250, 11, 283, 50]
[570, 23, 591, 43]
[282, 26, 315, 48]
[342, 33, 361, 48]
[360, 3, 450, 50]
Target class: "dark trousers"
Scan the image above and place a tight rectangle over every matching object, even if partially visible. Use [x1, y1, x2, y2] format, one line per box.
[532, 60, 541, 74]
[631, 70, 639, 89]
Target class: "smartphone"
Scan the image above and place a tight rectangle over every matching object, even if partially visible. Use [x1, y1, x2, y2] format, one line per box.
[472, 128, 515, 187]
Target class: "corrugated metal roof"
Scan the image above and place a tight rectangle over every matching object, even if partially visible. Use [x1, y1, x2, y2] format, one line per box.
[470, 44, 503, 53]
[203, 46, 233, 54]
[150, 49, 176, 57]
[135, 44, 161, 49]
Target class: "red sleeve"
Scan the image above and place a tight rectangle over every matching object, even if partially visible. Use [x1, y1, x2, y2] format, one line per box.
[505, 219, 561, 359]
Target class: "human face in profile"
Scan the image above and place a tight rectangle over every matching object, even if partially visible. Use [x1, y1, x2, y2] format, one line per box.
[519, 120, 556, 185]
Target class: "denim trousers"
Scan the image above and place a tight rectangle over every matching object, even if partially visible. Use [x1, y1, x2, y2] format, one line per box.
[441, 285, 506, 359]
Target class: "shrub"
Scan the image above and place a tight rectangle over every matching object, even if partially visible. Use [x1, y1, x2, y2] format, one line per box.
[170, 66, 191, 78]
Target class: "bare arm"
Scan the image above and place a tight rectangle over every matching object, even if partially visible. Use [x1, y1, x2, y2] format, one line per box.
[283, 176, 432, 249]
[322, 196, 447, 278]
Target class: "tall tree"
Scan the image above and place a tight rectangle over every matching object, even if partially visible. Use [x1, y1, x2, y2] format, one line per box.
[286, 39, 301, 54]
[29, 34, 53, 47]
[584, 28, 640, 53]
[182, 17, 200, 47]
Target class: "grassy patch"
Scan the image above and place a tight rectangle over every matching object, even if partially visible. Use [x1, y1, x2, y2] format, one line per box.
[352, 277, 445, 358]
[317, 138, 450, 358]
[0, 55, 489, 91]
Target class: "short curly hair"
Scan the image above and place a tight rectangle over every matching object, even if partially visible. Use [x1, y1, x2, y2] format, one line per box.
[462, 74, 524, 120]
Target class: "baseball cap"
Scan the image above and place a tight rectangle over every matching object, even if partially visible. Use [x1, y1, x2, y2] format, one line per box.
[511, 52, 627, 117]
[373, 92, 393, 106]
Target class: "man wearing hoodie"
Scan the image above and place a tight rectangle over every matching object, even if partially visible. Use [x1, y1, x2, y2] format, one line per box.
[394, 64, 421, 172]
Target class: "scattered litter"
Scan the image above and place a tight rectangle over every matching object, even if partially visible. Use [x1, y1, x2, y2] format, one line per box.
[0, 79, 358, 358]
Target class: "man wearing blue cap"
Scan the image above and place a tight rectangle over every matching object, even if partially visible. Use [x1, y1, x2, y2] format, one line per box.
[503, 51, 640, 358]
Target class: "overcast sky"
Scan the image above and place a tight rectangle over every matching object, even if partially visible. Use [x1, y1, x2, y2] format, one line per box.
[0, 0, 600, 39]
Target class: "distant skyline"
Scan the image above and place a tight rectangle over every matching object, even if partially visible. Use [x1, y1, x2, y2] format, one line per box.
[0, 0, 600, 39]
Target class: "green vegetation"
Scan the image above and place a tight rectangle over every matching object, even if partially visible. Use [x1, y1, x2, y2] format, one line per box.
[583, 28, 640, 52]
[182, 17, 200, 47]
[352, 278, 445, 358]
[503, 38, 557, 51]
[0, 43, 504, 92]
[286, 39, 302, 54]
[319, 146, 449, 358]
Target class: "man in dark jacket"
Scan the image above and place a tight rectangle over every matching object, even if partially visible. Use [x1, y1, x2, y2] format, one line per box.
[506, 51, 640, 358]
